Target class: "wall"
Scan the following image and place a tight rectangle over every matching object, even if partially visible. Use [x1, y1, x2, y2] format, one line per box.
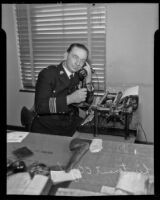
[106, 3, 158, 142]
[3, 4, 35, 127]
[3, 3, 158, 143]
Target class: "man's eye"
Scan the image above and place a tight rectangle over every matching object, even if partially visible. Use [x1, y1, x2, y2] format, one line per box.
[74, 55, 78, 60]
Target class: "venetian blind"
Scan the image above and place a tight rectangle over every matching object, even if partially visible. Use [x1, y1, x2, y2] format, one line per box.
[14, 3, 106, 91]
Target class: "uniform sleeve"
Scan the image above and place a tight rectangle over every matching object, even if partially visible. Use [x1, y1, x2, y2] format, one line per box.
[35, 68, 68, 115]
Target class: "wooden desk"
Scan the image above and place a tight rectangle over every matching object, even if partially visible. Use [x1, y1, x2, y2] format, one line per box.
[7, 132, 74, 168]
[7, 131, 153, 195]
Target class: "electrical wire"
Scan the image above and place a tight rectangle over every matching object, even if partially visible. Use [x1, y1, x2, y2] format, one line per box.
[138, 122, 148, 143]
[86, 67, 100, 134]
[92, 68, 100, 95]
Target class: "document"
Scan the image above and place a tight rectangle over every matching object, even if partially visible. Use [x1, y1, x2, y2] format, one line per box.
[50, 169, 82, 184]
[7, 172, 31, 194]
[7, 131, 29, 143]
[115, 171, 148, 195]
[121, 86, 139, 100]
[89, 138, 103, 153]
[56, 187, 105, 196]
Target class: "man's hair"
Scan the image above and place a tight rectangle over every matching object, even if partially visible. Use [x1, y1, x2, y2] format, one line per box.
[66, 43, 89, 57]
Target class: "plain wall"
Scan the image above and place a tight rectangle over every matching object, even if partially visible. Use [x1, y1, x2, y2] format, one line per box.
[3, 3, 158, 143]
[3, 4, 35, 128]
[106, 3, 157, 142]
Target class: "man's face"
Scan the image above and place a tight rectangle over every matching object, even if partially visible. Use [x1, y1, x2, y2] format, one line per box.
[66, 46, 88, 73]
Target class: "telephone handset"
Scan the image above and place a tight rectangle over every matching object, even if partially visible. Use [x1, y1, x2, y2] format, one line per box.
[78, 62, 88, 83]
[74, 62, 94, 109]
[78, 61, 95, 82]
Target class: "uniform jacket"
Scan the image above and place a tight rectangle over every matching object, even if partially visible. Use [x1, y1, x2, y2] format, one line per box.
[31, 62, 94, 135]
[34, 62, 80, 115]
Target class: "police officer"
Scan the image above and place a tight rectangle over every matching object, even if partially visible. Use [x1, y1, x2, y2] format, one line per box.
[31, 43, 94, 136]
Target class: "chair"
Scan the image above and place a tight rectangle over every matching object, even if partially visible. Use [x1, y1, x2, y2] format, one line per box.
[21, 106, 37, 131]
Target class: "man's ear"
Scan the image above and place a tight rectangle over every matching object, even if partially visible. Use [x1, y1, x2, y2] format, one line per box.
[63, 52, 68, 60]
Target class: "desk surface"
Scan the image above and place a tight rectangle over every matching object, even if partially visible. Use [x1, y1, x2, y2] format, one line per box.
[7, 131, 154, 194]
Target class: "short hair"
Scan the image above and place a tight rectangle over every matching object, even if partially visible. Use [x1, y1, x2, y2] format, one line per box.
[66, 43, 89, 57]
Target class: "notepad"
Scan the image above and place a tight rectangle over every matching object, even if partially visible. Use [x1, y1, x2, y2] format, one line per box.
[50, 169, 82, 184]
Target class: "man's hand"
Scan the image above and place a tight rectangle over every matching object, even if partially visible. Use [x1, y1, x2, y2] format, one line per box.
[67, 88, 87, 105]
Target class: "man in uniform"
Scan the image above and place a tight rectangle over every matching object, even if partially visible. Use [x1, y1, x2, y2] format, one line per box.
[31, 43, 94, 136]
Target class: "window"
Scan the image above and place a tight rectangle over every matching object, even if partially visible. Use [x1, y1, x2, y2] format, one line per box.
[14, 3, 107, 92]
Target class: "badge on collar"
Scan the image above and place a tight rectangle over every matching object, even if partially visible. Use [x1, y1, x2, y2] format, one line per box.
[60, 70, 64, 75]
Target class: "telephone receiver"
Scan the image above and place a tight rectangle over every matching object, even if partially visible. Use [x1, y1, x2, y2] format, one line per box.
[73, 61, 94, 109]
[78, 62, 88, 82]
[78, 60, 95, 85]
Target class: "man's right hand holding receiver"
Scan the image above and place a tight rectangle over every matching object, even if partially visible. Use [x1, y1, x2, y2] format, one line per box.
[67, 88, 87, 105]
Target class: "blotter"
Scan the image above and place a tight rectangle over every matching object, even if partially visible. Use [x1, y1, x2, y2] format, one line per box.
[50, 169, 82, 184]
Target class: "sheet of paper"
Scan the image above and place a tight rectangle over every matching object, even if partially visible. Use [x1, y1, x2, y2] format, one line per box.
[100, 185, 115, 195]
[24, 175, 49, 195]
[89, 138, 103, 153]
[121, 86, 139, 99]
[56, 187, 106, 196]
[115, 171, 148, 195]
[7, 131, 29, 143]
[7, 172, 31, 194]
[50, 169, 82, 184]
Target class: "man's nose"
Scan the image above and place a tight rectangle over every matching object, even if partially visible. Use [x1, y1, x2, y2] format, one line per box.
[75, 58, 82, 66]
[76, 60, 80, 66]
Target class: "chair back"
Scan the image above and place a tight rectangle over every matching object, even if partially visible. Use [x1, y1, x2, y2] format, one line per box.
[21, 106, 37, 131]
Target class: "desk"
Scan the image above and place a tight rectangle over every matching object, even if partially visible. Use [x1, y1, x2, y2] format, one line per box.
[7, 131, 153, 195]
[69, 139, 154, 193]
[7, 132, 73, 168]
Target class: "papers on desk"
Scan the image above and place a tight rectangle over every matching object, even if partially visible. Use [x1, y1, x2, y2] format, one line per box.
[7, 131, 29, 143]
[7, 172, 51, 195]
[55, 187, 106, 196]
[115, 171, 149, 195]
[50, 169, 82, 184]
[7, 172, 31, 194]
[89, 138, 103, 153]
[100, 171, 154, 195]
[121, 85, 139, 100]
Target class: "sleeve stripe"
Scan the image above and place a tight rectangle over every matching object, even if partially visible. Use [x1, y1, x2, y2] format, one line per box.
[54, 97, 57, 113]
[49, 97, 57, 113]
[49, 98, 53, 113]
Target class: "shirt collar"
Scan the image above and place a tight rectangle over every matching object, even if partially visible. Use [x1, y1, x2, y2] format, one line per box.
[63, 62, 74, 79]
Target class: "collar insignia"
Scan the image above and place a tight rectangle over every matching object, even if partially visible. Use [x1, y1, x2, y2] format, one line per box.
[60, 70, 64, 75]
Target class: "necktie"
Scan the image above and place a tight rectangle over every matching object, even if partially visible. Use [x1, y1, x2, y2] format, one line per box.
[70, 74, 74, 79]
